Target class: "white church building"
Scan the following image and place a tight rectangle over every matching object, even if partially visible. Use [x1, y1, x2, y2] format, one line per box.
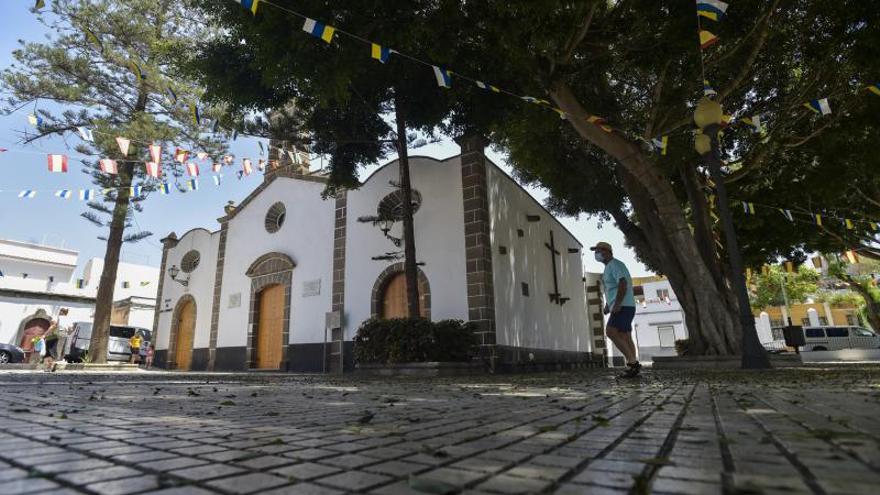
[153, 136, 597, 372]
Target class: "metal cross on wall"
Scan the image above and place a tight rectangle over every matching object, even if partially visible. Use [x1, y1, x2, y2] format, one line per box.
[545, 230, 570, 305]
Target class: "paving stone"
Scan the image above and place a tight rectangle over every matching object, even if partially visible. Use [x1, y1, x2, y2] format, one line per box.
[554, 483, 630, 495]
[206, 472, 291, 494]
[314, 470, 393, 491]
[476, 474, 552, 494]
[363, 460, 429, 477]
[38, 458, 114, 474]
[57, 465, 142, 485]
[169, 463, 246, 481]
[86, 475, 162, 495]
[272, 461, 341, 481]
[260, 482, 346, 495]
[652, 477, 723, 495]
[145, 456, 209, 472]
[143, 487, 217, 495]
[318, 453, 378, 469]
[236, 454, 295, 470]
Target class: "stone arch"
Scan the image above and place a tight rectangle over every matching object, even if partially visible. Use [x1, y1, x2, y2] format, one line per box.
[14, 309, 52, 352]
[246, 252, 296, 277]
[370, 262, 431, 319]
[246, 252, 294, 370]
[166, 294, 196, 370]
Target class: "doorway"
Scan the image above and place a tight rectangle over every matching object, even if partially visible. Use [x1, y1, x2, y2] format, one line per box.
[175, 299, 195, 370]
[20, 318, 50, 361]
[254, 284, 284, 369]
[381, 272, 426, 319]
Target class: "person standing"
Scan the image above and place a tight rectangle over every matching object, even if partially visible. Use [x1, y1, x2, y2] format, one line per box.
[145, 345, 154, 369]
[129, 332, 143, 364]
[591, 242, 641, 378]
[43, 322, 59, 372]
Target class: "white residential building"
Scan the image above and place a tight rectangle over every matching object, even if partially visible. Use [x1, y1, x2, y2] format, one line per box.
[0, 239, 159, 354]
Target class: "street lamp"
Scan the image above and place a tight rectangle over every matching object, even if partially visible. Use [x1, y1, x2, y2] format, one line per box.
[694, 98, 771, 369]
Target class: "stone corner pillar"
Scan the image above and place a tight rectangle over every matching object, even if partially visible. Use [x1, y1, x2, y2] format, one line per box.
[208, 217, 231, 371]
[152, 232, 179, 367]
[455, 133, 497, 370]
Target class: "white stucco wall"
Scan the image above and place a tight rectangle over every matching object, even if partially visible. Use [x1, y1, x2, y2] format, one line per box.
[344, 156, 469, 337]
[631, 279, 688, 361]
[486, 163, 589, 353]
[217, 178, 335, 348]
[155, 228, 218, 351]
[0, 296, 93, 346]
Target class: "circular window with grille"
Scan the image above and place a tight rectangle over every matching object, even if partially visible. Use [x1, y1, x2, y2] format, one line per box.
[180, 250, 200, 273]
[377, 189, 422, 220]
[265, 202, 286, 233]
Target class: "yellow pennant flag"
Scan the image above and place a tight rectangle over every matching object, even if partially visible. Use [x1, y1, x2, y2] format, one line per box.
[814, 214, 822, 226]
[844, 250, 859, 264]
[699, 30, 719, 49]
[845, 218, 854, 230]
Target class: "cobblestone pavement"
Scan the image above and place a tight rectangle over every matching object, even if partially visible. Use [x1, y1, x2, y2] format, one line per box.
[1, 367, 879, 495]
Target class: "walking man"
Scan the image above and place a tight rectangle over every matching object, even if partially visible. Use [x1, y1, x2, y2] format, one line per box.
[591, 242, 641, 378]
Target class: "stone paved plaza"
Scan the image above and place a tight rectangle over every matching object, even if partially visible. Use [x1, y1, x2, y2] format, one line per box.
[1, 367, 879, 495]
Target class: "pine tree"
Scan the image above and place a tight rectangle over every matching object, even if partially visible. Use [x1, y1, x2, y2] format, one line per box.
[2, 0, 225, 363]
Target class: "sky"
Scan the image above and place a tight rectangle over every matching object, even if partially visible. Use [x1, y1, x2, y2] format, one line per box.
[0, 3, 650, 278]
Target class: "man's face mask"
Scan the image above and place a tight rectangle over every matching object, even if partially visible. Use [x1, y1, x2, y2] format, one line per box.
[594, 251, 606, 262]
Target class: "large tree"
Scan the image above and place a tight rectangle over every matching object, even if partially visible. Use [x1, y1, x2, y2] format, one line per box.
[192, 0, 878, 355]
[2, 0, 224, 362]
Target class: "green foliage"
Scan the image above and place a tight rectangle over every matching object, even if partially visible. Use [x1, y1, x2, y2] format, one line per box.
[814, 290, 864, 308]
[353, 318, 477, 364]
[674, 339, 691, 357]
[750, 265, 820, 309]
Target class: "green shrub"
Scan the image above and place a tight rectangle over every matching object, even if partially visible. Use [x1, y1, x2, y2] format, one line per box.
[674, 339, 690, 356]
[353, 318, 477, 364]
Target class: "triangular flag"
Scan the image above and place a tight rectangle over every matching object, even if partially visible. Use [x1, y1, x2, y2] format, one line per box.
[235, 0, 259, 15]
[190, 103, 200, 126]
[54, 189, 72, 199]
[845, 218, 854, 230]
[129, 185, 142, 197]
[223, 155, 234, 165]
[127, 59, 144, 82]
[742, 202, 755, 214]
[34, 0, 45, 10]
[371, 43, 391, 63]
[99, 159, 118, 174]
[122, 281, 130, 289]
[115, 137, 131, 156]
[149, 144, 162, 164]
[28, 114, 42, 127]
[77, 127, 94, 142]
[703, 80, 718, 98]
[47, 154, 68, 172]
[174, 148, 189, 163]
[242, 158, 253, 175]
[844, 250, 859, 264]
[475, 81, 501, 92]
[784, 261, 796, 273]
[75, 279, 85, 289]
[212, 162, 221, 173]
[699, 30, 719, 49]
[18, 190, 36, 198]
[287, 150, 300, 165]
[867, 84, 880, 96]
[159, 183, 172, 195]
[196, 151, 208, 160]
[140, 281, 151, 287]
[303, 18, 335, 43]
[778, 208, 793, 222]
[804, 98, 831, 116]
[187, 179, 199, 191]
[186, 162, 200, 177]
[586, 115, 612, 132]
[651, 136, 668, 156]
[79, 189, 94, 201]
[145, 161, 161, 178]
[814, 214, 823, 226]
[696, 1, 729, 21]
[84, 27, 104, 53]
[432, 66, 452, 88]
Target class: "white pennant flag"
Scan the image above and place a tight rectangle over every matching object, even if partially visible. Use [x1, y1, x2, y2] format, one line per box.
[100, 159, 118, 174]
[196, 151, 208, 161]
[149, 144, 162, 164]
[145, 161, 161, 178]
[77, 127, 94, 142]
[116, 136, 131, 156]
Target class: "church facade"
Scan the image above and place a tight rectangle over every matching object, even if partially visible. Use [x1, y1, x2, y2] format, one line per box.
[152, 135, 596, 372]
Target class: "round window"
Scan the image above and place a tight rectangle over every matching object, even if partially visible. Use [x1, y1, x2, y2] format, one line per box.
[265, 202, 286, 233]
[180, 250, 200, 273]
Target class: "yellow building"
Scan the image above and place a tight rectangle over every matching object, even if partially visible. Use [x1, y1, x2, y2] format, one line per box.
[753, 302, 861, 329]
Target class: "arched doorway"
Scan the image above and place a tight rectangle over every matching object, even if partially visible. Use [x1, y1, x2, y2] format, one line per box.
[20, 317, 50, 361]
[371, 263, 431, 320]
[381, 273, 427, 319]
[174, 299, 196, 370]
[254, 284, 284, 369]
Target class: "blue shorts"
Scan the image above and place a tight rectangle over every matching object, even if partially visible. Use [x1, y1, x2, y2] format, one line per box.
[607, 306, 636, 332]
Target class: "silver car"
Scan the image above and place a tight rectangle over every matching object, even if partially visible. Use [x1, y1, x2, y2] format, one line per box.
[803, 326, 880, 351]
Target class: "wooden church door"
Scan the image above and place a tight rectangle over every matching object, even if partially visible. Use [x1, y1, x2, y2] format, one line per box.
[175, 300, 195, 370]
[255, 284, 284, 369]
[381, 273, 425, 318]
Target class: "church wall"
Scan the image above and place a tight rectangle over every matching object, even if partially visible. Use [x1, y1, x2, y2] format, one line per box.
[486, 163, 590, 361]
[217, 178, 335, 354]
[155, 228, 218, 362]
[344, 156, 469, 337]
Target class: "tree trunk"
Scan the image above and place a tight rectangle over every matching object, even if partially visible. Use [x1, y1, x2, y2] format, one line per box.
[845, 278, 880, 331]
[89, 162, 133, 363]
[394, 98, 420, 318]
[550, 80, 742, 355]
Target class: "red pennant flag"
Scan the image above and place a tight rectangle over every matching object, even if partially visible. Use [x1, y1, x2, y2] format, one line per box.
[212, 162, 221, 173]
[149, 144, 162, 164]
[47, 154, 68, 172]
[116, 137, 131, 156]
[99, 159, 118, 174]
[174, 148, 189, 163]
[145, 161, 161, 178]
[186, 162, 200, 177]
[196, 151, 208, 161]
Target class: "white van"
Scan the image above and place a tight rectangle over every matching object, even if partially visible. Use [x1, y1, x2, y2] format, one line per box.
[67, 322, 151, 362]
[803, 326, 880, 351]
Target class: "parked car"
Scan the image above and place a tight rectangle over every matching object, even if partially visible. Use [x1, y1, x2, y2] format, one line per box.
[802, 326, 880, 351]
[0, 343, 26, 364]
[66, 322, 151, 362]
